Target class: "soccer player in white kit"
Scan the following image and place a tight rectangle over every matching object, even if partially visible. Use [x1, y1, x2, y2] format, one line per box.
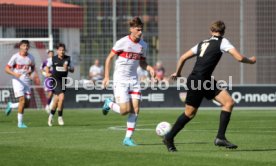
[5, 40, 35, 128]
[102, 17, 155, 146]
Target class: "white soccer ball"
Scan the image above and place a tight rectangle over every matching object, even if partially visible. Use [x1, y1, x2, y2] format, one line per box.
[155, 121, 171, 137]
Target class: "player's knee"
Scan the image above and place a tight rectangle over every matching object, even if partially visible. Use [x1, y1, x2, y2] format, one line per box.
[185, 111, 197, 118]
[225, 99, 235, 109]
[185, 105, 197, 118]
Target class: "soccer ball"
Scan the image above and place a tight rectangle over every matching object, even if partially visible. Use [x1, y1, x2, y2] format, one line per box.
[155, 121, 171, 137]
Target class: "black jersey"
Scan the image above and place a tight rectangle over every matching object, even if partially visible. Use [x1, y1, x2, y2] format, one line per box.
[190, 36, 223, 79]
[51, 55, 71, 79]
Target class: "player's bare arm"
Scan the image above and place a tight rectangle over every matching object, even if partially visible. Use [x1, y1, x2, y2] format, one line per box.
[63, 61, 70, 72]
[64, 62, 74, 73]
[5, 66, 21, 78]
[45, 66, 52, 77]
[140, 60, 155, 78]
[171, 50, 195, 80]
[102, 51, 117, 88]
[67, 62, 74, 73]
[228, 48, 256, 64]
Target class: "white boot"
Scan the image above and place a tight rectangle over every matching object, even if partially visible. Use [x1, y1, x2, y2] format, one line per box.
[58, 117, 64, 126]
[48, 115, 53, 127]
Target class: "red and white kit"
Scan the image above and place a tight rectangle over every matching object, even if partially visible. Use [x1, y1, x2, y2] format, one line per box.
[112, 35, 148, 103]
[6, 53, 35, 98]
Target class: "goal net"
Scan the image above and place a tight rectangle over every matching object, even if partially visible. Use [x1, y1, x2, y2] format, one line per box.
[0, 38, 52, 110]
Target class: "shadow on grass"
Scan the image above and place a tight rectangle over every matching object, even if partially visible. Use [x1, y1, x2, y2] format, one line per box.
[138, 142, 209, 146]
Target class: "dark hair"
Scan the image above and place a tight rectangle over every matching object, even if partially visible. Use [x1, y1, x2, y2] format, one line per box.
[56, 43, 66, 50]
[19, 40, 30, 46]
[210, 20, 226, 36]
[129, 16, 143, 28]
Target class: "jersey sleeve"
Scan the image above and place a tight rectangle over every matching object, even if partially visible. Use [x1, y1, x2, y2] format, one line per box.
[221, 38, 234, 53]
[191, 44, 199, 54]
[7, 55, 17, 68]
[46, 57, 53, 67]
[112, 39, 124, 54]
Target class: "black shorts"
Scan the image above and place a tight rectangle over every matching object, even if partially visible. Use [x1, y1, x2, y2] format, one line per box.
[185, 75, 222, 108]
[52, 79, 66, 95]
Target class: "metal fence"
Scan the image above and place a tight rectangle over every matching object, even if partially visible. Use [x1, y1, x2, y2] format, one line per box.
[0, 0, 275, 85]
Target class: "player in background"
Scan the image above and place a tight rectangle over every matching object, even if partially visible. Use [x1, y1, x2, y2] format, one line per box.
[40, 50, 54, 113]
[102, 17, 155, 146]
[45, 43, 74, 127]
[163, 20, 256, 152]
[5, 40, 35, 128]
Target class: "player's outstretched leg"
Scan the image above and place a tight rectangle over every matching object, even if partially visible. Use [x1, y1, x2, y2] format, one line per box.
[123, 137, 137, 146]
[214, 137, 238, 149]
[102, 98, 112, 115]
[5, 102, 12, 116]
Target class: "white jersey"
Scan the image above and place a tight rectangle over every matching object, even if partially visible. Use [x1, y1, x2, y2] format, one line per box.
[7, 52, 35, 84]
[112, 35, 148, 83]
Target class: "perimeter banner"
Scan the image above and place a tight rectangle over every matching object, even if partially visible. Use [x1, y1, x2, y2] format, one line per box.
[63, 86, 276, 108]
[1, 86, 275, 108]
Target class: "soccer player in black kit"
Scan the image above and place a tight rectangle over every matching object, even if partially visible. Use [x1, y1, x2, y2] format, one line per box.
[163, 20, 256, 152]
[45, 43, 74, 126]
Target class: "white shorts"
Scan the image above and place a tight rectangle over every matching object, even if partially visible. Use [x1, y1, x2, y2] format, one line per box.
[113, 82, 141, 103]
[12, 79, 31, 99]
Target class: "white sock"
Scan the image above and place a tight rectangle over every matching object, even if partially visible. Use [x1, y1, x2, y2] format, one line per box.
[125, 113, 138, 138]
[11, 102, 19, 108]
[18, 113, 23, 125]
[108, 102, 120, 114]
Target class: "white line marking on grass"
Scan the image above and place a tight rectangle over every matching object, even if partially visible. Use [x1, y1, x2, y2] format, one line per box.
[0, 132, 18, 134]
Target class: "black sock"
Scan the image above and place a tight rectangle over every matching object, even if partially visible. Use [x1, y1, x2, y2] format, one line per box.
[50, 110, 56, 115]
[58, 110, 63, 117]
[166, 113, 192, 140]
[216, 111, 231, 140]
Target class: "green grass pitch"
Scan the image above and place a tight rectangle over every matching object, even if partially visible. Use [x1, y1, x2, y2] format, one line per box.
[0, 109, 276, 166]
